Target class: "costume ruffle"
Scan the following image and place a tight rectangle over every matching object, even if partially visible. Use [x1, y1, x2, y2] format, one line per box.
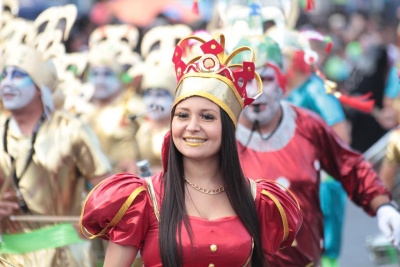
[254, 179, 303, 255]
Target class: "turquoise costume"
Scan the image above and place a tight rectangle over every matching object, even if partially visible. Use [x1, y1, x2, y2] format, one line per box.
[286, 74, 345, 125]
[384, 66, 400, 99]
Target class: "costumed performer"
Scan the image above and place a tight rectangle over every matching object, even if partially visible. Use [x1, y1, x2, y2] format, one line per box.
[85, 24, 144, 173]
[80, 33, 302, 267]
[0, 5, 112, 267]
[235, 35, 400, 267]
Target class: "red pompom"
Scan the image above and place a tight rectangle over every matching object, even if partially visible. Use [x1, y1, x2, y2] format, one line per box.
[192, 0, 199, 15]
[325, 42, 333, 53]
[306, 0, 315, 11]
[337, 93, 375, 113]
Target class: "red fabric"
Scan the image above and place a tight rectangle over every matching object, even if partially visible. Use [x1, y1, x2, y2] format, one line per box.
[290, 51, 312, 75]
[81, 172, 302, 266]
[338, 93, 375, 113]
[267, 63, 287, 92]
[237, 105, 390, 266]
[191, 0, 199, 15]
[255, 180, 303, 255]
[306, 0, 315, 11]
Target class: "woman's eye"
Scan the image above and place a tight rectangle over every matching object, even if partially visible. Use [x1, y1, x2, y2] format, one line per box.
[201, 113, 215, 120]
[175, 112, 188, 118]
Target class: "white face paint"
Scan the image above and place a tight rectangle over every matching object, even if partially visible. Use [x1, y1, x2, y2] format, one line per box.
[242, 66, 282, 125]
[88, 66, 121, 100]
[0, 66, 37, 111]
[143, 88, 173, 121]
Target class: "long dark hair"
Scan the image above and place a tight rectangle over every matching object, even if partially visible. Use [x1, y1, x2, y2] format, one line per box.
[159, 105, 267, 267]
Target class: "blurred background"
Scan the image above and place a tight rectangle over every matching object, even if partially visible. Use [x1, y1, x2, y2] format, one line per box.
[10, 0, 400, 266]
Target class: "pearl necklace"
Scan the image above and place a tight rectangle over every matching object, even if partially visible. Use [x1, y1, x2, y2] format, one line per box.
[184, 178, 225, 195]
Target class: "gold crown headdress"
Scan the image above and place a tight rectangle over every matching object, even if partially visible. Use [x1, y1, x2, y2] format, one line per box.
[88, 25, 141, 73]
[128, 53, 177, 96]
[126, 25, 191, 95]
[141, 24, 192, 59]
[172, 34, 262, 127]
[1, 0, 19, 27]
[2, 4, 78, 113]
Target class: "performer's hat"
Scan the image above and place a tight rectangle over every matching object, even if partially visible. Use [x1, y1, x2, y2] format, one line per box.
[172, 34, 262, 127]
[232, 35, 286, 91]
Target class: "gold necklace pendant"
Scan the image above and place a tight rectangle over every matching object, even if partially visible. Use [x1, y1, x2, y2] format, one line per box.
[184, 178, 225, 195]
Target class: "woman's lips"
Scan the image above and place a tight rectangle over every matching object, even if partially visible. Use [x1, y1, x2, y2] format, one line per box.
[183, 137, 207, 147]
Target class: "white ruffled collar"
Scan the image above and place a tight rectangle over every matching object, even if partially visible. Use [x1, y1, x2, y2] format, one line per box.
[236, 101, 297, 152]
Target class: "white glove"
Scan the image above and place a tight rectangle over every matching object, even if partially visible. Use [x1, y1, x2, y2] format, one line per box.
[377, 204, 400, 249]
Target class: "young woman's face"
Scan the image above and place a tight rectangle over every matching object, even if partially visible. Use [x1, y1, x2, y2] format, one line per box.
[0, 66, 38, 111]
[172, 96, 222, 161]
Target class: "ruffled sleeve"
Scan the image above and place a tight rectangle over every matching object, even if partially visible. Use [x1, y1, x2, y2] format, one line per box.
[254, 180, 303, 255]
[79, 173, 149, 249]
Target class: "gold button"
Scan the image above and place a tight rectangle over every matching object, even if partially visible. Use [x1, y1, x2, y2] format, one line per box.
[211, 44, 216, 49]
[210, 244, 217, 252]
[208, 264, 215, 267]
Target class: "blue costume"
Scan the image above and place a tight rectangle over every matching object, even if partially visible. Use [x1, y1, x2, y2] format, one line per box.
[384, 66, 400, 99]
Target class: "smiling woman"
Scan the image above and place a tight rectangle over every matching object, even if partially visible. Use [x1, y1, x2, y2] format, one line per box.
[172, 97, 222, 160]
[80, 34, 303, 267]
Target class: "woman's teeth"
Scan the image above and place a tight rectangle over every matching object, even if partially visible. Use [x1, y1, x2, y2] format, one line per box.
[184, 138, 206, 146]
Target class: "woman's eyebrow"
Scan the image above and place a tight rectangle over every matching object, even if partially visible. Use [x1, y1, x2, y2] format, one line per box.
[176, 107, 218, 113]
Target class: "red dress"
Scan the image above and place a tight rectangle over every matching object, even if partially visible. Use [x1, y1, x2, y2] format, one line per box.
[237, 102, 390, 266]
[81, 172, 302, 267]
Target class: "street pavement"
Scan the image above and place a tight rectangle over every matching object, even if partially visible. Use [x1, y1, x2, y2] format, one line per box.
[340, 200, 380, 267]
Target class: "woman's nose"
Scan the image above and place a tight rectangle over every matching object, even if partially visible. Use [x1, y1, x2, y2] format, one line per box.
[186, 116, 200, 132]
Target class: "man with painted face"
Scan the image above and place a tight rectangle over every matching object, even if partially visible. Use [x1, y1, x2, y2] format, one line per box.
[135, 64, 176, 173]
[235, 36, 400, 267]
[0, 44, 112, 266]
[86, 41, 144, 173]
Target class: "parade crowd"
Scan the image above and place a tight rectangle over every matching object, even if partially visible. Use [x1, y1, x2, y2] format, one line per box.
[1, 0, 400, 266]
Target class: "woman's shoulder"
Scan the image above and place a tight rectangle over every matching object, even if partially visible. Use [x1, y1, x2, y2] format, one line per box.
[79, 172, 163, 244]
[250, 179, 303, 254]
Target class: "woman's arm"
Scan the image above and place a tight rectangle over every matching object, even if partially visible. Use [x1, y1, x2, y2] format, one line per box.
[104, 242, 138, 267]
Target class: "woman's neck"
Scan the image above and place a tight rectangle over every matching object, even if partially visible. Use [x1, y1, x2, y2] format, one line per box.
[183, 156, 222, 185]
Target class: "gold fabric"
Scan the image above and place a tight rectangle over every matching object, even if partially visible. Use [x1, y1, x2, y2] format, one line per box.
[173, 73, 244, 127]
[135, 121, 169, 171]
[0, 110, 111, 267]
[384, 128, 400, 165]
[85, 93, 144, 172]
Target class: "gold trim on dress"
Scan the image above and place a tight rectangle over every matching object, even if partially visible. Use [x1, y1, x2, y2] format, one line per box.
[257, 180, 301, 210]
[261, 189, 289, 242]
[145, 177, 160, 222]
[79, 184, 146, 239]
[249, 179, 257, 201]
